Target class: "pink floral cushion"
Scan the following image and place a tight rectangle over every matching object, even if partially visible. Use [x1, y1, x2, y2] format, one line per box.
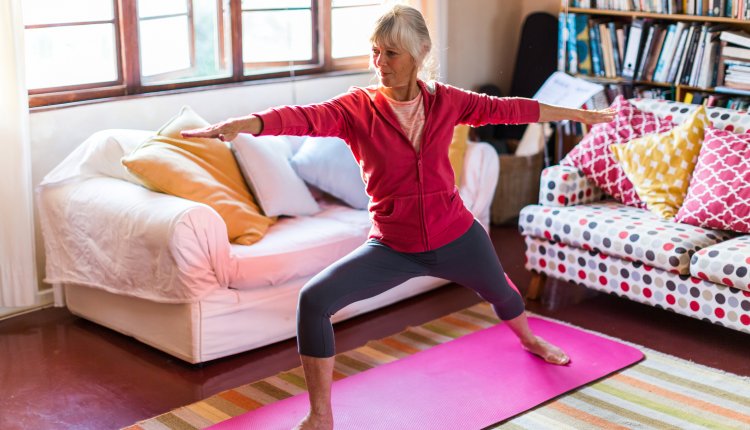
[675, 128, 750, 233]
[561, 96, 674, 207]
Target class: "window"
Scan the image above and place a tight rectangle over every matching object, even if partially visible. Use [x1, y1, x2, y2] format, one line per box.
[24, 0, 430, 108]
[331, 0, 382, 60]
[241, 0, 315, 74]
[23, 0, 119, 92]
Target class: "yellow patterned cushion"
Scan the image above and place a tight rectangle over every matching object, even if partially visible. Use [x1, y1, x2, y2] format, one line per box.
[610, 106, 710, 219]
[122, 106, 274, 245]
[449, 125, 469, 186]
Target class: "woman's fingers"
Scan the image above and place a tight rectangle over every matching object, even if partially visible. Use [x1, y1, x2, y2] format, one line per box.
[581, 108, 615, 125]
[181, 128, 217, 138]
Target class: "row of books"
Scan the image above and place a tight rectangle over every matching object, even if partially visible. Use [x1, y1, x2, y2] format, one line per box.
[560, 13, 728, 88]
[677, 90, 750, 107]
[714, 31, 750, 92]
[582, 83, 677, 111]
[569, 0, 750, 18]
[580, 82, 750, 112]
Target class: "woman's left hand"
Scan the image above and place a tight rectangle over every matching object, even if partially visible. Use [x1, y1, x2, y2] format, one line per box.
[578, 108, 616, 125]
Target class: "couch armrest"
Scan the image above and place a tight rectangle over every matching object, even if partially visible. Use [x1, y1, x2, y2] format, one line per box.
[538, 165, 602, 207]
[459, 142, 499, 230]
[37, 177, 233, 303]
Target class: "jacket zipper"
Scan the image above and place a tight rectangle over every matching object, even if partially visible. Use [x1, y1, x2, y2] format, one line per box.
[416, 156, 429, 250]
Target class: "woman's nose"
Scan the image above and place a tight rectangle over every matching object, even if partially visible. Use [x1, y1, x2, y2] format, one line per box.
[374, 54, 385, 67]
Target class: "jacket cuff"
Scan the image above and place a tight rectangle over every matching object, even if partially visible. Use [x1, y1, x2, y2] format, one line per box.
[253, 108, 282, 136]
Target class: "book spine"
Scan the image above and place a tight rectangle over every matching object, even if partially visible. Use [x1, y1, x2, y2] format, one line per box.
[622, 19, 645, 79]
[608, 21, 622, 76]
[636, 25, 657, 80]
[558, 12, 567, 72]
[589, 22, 603, 77]
[568, 14, 579, 74]
[575, 14, 593, 75]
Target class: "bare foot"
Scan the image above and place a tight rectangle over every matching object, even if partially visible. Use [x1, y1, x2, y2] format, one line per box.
[521, 336, 570, 365]
[293, 412, 333, 430]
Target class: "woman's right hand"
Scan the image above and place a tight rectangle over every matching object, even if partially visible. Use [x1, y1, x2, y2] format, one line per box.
[181, 115, 260, 142]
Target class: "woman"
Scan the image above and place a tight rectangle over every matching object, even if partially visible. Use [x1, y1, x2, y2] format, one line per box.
[184, 5, 614, 429]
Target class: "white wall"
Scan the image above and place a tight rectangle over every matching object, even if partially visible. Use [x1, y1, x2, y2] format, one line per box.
[444, 0, 560, 94]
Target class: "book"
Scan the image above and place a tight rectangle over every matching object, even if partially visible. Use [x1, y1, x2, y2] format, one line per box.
[573, 14, 592, 75]
[557, 12, 567, 72]
[710, 0, 722, 16]
[622, 18, 646, 79]
[644, 26, 668, 81]
[636, 24, 658, 81]
[654, 23, 683, 82]
[677, 24, 703, 85]
[567, 14, 579, 74]
[722, 44, 750, 60]
[669, 24, 693, 84]
[688, 25, 710, 86]
[720, 30, 750, 48]
[661, 24, 692, 83]
[599, 22, 615, 78]
[608, 21, 622, 76]
[589, 20, 604, 77]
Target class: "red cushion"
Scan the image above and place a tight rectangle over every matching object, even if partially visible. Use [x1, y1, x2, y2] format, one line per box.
[675, 128, 750, 233]
[561, 96, 674, 207]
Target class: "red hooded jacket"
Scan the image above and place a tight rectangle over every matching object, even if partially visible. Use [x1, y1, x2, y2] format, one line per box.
[254, 80, 539, 253]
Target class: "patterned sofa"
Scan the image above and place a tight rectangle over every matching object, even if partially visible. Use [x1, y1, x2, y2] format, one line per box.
[519, 99, 750, 334]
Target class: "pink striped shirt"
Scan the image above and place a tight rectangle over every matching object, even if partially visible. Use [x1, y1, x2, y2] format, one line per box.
[383, 91, 425, 152]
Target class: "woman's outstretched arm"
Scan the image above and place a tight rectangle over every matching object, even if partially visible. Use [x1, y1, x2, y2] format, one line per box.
[538, 103, 615, 125]
[181, 114, 262, 142]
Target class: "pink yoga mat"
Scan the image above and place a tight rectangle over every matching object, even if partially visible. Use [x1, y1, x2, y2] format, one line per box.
[209, 317, 643, 430]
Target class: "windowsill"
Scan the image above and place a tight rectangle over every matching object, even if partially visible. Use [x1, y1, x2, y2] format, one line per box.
[29, 69, 373, 113]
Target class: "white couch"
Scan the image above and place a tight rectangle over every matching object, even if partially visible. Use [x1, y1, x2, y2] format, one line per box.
[37, 129, 500, 364]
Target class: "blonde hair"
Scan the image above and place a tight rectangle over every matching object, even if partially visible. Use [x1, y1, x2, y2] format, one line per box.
[369, 4, 438, 81]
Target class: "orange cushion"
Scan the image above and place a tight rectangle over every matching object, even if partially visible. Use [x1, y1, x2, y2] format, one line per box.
[122, 106, 274, 245]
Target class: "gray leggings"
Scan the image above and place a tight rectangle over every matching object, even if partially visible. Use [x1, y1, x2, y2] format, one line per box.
[297, 220, 525, 357]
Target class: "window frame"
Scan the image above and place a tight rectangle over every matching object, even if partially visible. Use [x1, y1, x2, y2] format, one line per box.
[26, 0, 377, 108]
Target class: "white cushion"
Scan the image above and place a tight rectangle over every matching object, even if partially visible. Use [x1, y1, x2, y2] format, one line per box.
[290, 136, 369, 209]
[231, 133, 320, 217]
[229, 203, 371, 289]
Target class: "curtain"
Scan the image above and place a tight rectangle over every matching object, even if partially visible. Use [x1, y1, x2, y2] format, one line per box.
[0, 0, 38, 307]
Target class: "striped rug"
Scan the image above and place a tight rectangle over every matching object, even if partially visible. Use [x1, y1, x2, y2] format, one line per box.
[125, 303, 750, 430]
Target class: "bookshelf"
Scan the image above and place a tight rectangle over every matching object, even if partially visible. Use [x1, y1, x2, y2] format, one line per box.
[560, 2, 750, 108]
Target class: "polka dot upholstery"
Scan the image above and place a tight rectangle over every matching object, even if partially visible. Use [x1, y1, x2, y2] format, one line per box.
[525, 236, 750, 333]
[630, 98, 750, 132]
[691, 235, 750, 292]
[522, 98, 750, 334]
[519, 202, 735, 275]
[538, 165, 603, 207]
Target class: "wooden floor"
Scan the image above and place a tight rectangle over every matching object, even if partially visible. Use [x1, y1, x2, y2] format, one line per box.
[1, 225, 748, 430]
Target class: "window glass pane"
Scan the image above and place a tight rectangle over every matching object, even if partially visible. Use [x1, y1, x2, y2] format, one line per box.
[242, 10, 312, 66]
[137, 0, 188, 19]
[23, 0, 113, 25]
[332, 5, 381, 58]
[332, 0, 380, 7]
[25, 24, 117, 89]
[139, 16, 191, 77]
[140, 0, 232, 84]
[241, 0, 310, 10]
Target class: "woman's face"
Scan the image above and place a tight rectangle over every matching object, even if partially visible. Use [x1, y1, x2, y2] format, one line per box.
[371, 42, 418, 88]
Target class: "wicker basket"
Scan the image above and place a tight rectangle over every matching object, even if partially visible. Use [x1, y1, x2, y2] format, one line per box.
[490, 150, 544, 225]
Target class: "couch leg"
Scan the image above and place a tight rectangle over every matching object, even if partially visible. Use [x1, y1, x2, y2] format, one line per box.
[526, 272, 547, 301]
